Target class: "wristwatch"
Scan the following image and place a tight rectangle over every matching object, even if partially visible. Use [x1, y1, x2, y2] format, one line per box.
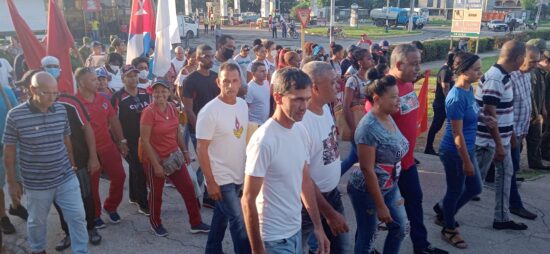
[119, 139, 127, 144]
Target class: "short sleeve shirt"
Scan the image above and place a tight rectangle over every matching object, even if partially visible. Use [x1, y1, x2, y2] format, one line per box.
[439, 86, 479, 153]
[349, 112, 409, 192]
[345, 74, 369, 106]
[111, 88, 151, 145]
[434, 65, 454, 107]
[57, 94, 91, 168]
[182, 71, 219, 133]
[77, 92, 116, 150]
[140, 103, 179, 158]
[245, 79, 271, 124]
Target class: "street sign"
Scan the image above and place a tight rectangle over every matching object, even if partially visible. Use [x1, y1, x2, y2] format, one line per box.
[296, 8, 311, 28]
[451, 0, 483, 38]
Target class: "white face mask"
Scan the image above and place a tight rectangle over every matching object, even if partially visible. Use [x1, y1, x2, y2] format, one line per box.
[138, 70, 149, 80]
[109, 65, 120, 73]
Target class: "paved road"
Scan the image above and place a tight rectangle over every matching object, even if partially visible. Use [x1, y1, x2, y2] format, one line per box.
[3, 142, 550, 253]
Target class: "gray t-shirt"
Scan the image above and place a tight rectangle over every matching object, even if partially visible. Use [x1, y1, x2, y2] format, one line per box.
[348, 112, 409, 192]
[245, 79, 271, 124]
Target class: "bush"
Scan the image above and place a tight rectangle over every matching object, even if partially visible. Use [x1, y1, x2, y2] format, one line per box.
[525, 29, 550, 40]
[422, 39, 452, 62]
[468, 37, 495, 53]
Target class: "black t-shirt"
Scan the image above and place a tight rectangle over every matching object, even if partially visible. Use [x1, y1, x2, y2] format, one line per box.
[111, 87, 151, 146]
[434, 65, 455, 107]
[57, 94, 91, 169]
[341, 58, 352, 76]
[182, 70, 219, 133]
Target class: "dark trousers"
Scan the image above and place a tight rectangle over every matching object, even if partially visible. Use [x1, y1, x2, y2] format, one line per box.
[510, 136, 524, 209]
[526, 121, 544, 166]
[54, 167, 96, 234]
[126, 141, 148, 209]
[425, 104, 446, 151]
[541, 119, 550, 158]
[272, 28, 277, 38]
[398, 165, 430, 251]
[204, 24, 208, 34]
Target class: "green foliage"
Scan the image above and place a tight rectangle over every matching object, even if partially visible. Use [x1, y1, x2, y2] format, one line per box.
[521, 0, 537, 11]
[290, 1, 310, 20]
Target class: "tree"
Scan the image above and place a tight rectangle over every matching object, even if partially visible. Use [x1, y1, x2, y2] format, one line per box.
[521, 0, 537, 11]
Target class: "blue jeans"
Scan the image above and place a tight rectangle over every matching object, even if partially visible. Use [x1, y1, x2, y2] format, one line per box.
[510, 136, 524, 209]
[301, 188, 351, 253]
[398, 165, 430, 251]
[27, 175, 88, 253]
[341, 140, 358, 176]
[205, 184, 250, 254]
[347, 184, 408, 254]
[264, 230, 302, 254]
[438, 149, 483, 229]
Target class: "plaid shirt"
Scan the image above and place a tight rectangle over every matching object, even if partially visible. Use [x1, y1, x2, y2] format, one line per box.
[510, 70, 532, 136]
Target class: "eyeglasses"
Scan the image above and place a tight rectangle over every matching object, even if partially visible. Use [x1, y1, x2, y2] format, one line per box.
[38, 91, 60, 97]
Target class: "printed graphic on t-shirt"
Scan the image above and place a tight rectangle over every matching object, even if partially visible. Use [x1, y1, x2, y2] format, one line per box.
[102, 102, 109, 110]
[233, 116, 244, 138]
[322, 125, 340, 165]
[400, 91, 419, 115]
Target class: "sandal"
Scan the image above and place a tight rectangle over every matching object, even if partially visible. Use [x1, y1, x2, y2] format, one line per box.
[441, 227, 468, 249]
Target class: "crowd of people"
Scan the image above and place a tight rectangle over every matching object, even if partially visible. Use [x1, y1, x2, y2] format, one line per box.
[0, 31, 549, 254]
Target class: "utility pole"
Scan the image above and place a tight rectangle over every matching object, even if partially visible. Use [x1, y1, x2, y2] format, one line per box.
[329, 0, 334, 46]
[535, 0, 543, 26]
[408, 0, 415, 32]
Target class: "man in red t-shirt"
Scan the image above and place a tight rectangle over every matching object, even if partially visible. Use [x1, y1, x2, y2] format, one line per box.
[75, 67, 128, 229]
[365, 44, 448, 254]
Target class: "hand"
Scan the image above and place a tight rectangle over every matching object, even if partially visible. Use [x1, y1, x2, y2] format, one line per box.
[511, 135, 518, 149]
[8, 182, 22, 205]
[325, 211, 349, 235]
[206, 182, 222, 201]
[153, 163, 165, 178]
[88, 155, 101, 174]
[118, 143, 129, 157]
[494, 145, 506, 162]
[463, 160, 475, 176]
[377, 205, 393, 224]
[313, 228, 330, 254]
[183, 151, 191, 165]
[483, 115, 498, 130]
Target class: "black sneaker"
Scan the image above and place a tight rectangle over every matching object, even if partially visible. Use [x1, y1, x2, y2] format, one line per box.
[151, 224, 168, 237]
[414, 246, 449, 254]
[415, 158, 421, 165]
[0, 216, 15, 234]
[471, 196, 481, 201]
[107, 211, 121, 224]
[88, 228, 102, 245]
[55, 235, 71, 251]
[138, 206, 151, 216]
[202, 197, 216, 209]
[424, 148, 439, 156]
[8, 205, 28, 221]
[493, 220, 528, 230]
[190, 222, 210, 234]
[94, 218, 106, 229]
[128, 199, 138, 206]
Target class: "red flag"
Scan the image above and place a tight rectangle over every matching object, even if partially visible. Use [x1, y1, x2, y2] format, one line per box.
[416, 70, 431, 136]
[46, 0, 76, 94]
[6, 0, 46, 69]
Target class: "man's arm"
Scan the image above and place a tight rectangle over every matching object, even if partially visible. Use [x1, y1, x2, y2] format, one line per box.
[483, 104, 505, 161]
[3, 144, 21, 203]
[82, 123, 100, 173]
[64, 135, 75, 168]
[301, 163, 330, 254]
[182, 97, 197, 130]
[108, 116, 128, 156]
[311, 173, 349, 235]
[241, 175, 265, 254]
[197, 139, 222, 200]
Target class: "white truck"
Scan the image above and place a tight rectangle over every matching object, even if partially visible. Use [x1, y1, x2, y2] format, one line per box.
[177, 15, 199, 40]
[0, 0, 47, 35]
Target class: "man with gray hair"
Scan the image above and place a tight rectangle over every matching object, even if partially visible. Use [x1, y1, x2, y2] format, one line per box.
[476, 40, 528, 230]
[301, 61, 350, 253]
[172, 46, 186, 73]
[3, 72, 89, 253]
[366, 44, 448, 254]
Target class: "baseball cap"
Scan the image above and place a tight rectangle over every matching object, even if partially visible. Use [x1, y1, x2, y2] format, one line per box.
[151, 79, 171, 89]
[95, 67, 109, 78]
[41, 56, 60, 67]
[361, 34, 367, 37]
[380, 40, 390, 48]
[241, 45, 251, 51]
[120, 65, 139, 77]
[371, 43, 382, 51]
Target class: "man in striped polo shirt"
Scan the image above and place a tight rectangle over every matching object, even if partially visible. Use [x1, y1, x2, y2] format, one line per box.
[475, 40, 528, 231]
[3, 72, 89, 253]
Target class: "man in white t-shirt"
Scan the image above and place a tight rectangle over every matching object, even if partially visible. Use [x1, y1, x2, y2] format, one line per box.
[0, 58, 15, 88]
[301, 61, 350, 253]
[246, 61, 270, 125]
[171, 46, 186, 73]
[197, 62, 251, 254]
[233, 45, 252, 81]
[242, 68, 329, 254]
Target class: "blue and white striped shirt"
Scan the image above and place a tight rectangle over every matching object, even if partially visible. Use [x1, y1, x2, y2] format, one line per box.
[2, 101, 74, 190]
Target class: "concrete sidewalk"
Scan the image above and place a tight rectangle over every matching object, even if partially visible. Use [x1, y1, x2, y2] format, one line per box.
[2, 149, 549, 253]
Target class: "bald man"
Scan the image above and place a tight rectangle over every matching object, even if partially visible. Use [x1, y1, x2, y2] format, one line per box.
[475, 40, 529, 230]
[3, 72, 89, 253]
[172, 46, 186, 73]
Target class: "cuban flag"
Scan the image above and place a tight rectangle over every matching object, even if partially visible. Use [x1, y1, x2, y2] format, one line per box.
[126, 0, 156, 65]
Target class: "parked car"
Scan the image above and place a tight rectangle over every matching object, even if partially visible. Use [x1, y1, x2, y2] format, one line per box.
[177, 15, 199, 39]
[487, 20, 508, 31]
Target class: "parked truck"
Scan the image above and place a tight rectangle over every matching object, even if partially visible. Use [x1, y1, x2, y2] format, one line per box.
[370, 7, 428, 29]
